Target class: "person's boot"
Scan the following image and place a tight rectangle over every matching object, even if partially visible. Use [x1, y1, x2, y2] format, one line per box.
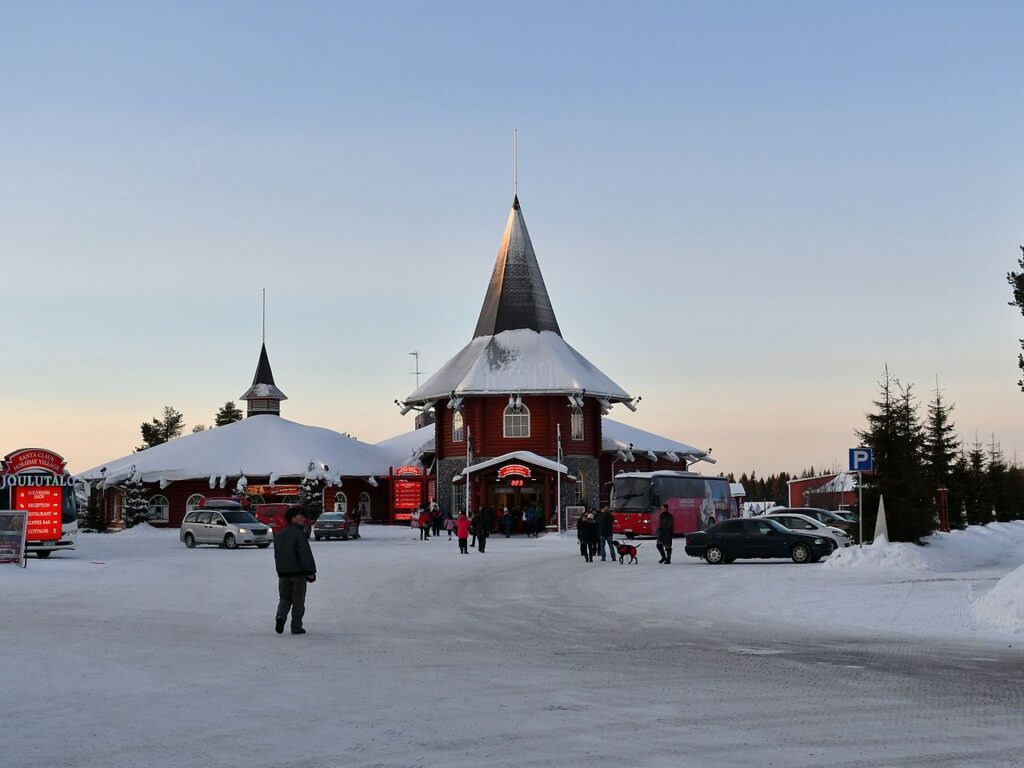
[275, 617, 285, 634]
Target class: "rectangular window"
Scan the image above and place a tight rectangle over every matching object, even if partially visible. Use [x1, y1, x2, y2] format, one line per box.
[570, 410, 584, 441]
[452, 412, 464, 443]
[452, 482, 466, 516]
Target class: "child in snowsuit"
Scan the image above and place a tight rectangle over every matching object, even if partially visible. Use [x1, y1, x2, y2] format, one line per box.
[456, 512, 471, 554]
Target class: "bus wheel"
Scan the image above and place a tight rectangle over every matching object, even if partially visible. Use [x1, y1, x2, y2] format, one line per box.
[36, 550, 52, 559]
[705, 546, 724, 564]
[790, 543, 810, 563]
[184, 532, 196, 548]
[223, 533, 238, 549]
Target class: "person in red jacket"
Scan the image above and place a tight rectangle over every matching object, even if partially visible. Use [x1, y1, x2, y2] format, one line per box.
[455, 511, 471, 554]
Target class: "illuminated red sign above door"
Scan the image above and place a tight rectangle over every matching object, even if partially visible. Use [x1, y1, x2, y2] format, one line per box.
[395, 465, 423, 477]
[497, 464, 532, 480]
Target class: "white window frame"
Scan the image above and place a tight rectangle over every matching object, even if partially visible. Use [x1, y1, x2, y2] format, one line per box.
[570, 409, 584, 441]
[572, 471, 585, 507]
[148, 494, 170, 524]
[185, 494, 205, 513]
[358, 492, 371, 519]
[452, 410, 464, 443]
[334, 492, 348, 514]
[503, 404, 531, 438]
[452, 482, 466, 516]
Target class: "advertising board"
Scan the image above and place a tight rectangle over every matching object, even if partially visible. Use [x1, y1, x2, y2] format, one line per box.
[15, 486, 63, 541]
[0, 511, 28, 568]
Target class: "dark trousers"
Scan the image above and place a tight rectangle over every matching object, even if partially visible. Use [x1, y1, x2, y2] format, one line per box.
[276, 576, 308, 630]
[458, 537, 468, 553]
[478, 533, 488, 552]
[420, 527, 429, 540]
[657, 536, 673, 563]
[580, 541, 593, 561]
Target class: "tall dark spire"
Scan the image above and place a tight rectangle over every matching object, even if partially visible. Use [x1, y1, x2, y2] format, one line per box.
[240, 343, 287, 417]
[473, 197, 561, 338]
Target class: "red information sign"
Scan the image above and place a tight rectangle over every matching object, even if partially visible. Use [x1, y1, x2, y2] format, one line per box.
[395, 465, 422, 477]
[15, 487, 63, 541]
[2, 448, 67, 476]
[393, 479, 422, 510]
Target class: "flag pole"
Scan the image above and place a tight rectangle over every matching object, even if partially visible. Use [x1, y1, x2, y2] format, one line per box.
[556, 423, 562, 534]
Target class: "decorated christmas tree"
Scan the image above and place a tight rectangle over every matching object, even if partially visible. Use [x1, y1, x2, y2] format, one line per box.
[298, 461, 323, 520]
[122, 466, 149, 528]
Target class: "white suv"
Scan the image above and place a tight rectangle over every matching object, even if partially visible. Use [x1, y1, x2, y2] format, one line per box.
[180, 504, 272, 549]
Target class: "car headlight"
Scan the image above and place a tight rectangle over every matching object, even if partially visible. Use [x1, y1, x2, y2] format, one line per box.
[813, 538, 823, 545]
[237, 528, 248, 533]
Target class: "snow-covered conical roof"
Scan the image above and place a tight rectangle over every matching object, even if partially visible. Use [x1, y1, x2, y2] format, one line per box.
[240, 343, 287, 410]
[404, 198, 631, 404]
[76, 416, 395, 488]
[473, 196, 561, 338]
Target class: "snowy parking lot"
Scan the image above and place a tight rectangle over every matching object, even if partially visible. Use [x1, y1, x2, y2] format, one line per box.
[5, 522, 1024, 768]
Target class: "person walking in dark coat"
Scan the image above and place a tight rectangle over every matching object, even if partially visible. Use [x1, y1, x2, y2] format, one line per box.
[656, 504, 674, 564]
[476, 506, 493, 552]
[348, 506, 361, 539]
[273, 507, 318, 634]
[577, 511, 598, 562]
[501, 507, 512, 538]
[597, 507, 616, 562]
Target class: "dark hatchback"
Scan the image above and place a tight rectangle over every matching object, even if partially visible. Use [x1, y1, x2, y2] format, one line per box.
[684, 518, 833, 564]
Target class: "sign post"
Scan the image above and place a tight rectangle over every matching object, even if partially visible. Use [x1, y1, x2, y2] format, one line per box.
[849, 447, 873, 548]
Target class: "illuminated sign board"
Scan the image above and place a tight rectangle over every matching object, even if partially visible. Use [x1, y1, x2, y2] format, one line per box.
[497, 464, 532, 480]
[393, 480, 422, 510]
[395, 465, 423, 477]
[247, 484, 300, 497]
[2, 449, 70, 542]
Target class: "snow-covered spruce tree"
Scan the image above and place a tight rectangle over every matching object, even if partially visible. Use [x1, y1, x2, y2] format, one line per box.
[215, 401, 244, 427]
[856, 367, 932, 541]
[298, 462, 323, 520]
[122, 470, 149, 528]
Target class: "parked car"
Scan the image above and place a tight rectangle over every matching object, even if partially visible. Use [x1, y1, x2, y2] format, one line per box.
[254, 503, 314, 539]
[765, 507, 860, 542]
[763, 511, 852, 552]
[312, 512, 350, 541]
[684, 517, 833, 564]
[180, 503, 273, 549]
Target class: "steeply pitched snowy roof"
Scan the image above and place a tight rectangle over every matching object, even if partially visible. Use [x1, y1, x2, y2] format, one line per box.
[375, 424, 436, 465]
[240, 343, 287, 402]
[404, 198, 630, 405]
[473, 196, 561, 338]
[405, 329, 631, 403]
[77, 416, 395, 487]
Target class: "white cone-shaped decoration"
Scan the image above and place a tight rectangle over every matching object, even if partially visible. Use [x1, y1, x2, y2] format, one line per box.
[873, 495, 889, 545]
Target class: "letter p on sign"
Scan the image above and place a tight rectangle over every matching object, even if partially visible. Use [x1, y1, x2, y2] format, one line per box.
[849, 447, 873, 472]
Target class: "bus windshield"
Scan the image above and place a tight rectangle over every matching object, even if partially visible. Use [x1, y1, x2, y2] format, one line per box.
[611, 477, 653, 511]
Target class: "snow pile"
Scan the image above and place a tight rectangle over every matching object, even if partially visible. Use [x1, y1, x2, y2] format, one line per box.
[112, 522, 178, 539]
[974, 562, 1024, 633]
[825, 521, 1024, 573]
[823, 541, 929, 571]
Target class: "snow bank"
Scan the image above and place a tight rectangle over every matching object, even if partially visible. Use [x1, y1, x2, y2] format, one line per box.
[823, 541, 928, 571]
[105, 523, 178, 539]
[974, 562, 1024, 633]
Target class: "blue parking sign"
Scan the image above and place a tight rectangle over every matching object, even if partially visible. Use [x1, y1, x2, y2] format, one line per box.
[849, 447, 873, 472]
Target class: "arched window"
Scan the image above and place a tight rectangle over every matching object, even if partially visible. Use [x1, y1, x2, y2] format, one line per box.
[572, 471, 585, 507]
[570, 409, 584, 441]
[357, 492, 371, 519]
[148, 494, 170, 524]
[452, 410, 464, 442]
[503, 403, 530, 438]
[334, 492, 348, 514]
[185, 494, 205, 513]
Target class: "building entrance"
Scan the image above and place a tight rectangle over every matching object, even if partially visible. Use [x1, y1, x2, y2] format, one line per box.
[491, 483, 543, 534]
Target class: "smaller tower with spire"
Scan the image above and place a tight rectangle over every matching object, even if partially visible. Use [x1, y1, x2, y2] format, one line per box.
[240, 343, 287, 417]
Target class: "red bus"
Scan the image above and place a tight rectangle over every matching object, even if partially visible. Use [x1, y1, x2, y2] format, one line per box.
[610, 471, 737, 538]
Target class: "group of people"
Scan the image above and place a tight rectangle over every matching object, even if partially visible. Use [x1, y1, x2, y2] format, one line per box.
[410, 504, 450, 540]
[575, 507, 617, 562]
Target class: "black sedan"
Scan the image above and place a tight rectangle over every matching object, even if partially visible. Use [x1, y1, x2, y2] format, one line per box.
[684, 517, 832, 564]
[312, 512, 350, 541]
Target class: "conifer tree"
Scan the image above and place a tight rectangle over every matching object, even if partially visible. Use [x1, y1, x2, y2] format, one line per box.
[215, 401, 244, 427]
[857, 367, 931, 541]
[298, 462, 323, 520]
[122, 468, 149, 528]
[922, 379, 959, 524]
[986, 437, 1009, 522]
[960, 437, 988, 526]
[137, 406, 185, 452]
[1007, 245, 1024, 391]
[84, 485, 106, 532]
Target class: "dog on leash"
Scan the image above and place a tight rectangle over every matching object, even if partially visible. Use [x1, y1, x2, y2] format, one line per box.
[614, 540, 641, 564]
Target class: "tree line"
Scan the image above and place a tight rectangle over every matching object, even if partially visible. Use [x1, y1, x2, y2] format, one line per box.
[136, 401, 244, 452]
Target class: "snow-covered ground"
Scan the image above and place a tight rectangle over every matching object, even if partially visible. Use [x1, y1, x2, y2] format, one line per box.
[5, 522, 1024, 767]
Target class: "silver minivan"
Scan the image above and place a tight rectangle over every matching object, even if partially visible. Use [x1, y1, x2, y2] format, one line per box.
[180, 503, 273, 549]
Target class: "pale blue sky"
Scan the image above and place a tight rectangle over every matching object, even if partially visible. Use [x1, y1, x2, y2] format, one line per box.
[2, 2, 1023, 476]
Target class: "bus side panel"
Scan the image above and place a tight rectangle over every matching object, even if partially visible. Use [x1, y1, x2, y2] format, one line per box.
[667, 498, 701, 535]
